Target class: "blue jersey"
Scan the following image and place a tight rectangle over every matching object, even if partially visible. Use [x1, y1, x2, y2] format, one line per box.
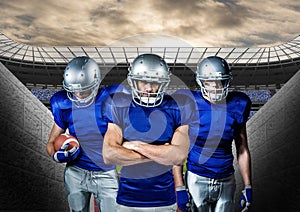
[50, 84, 129, 171]
[104, 92, 194, 207]
[177, 90, 251, 179]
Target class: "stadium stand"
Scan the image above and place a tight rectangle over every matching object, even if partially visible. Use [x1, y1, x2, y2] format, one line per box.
[31, 88, 61, 102]
[30, 88, 274, 118]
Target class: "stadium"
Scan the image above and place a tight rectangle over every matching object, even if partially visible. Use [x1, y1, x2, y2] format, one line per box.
[0, 32, 300, 211]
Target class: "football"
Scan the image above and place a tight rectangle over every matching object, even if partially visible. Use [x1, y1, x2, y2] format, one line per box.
[54, 134, 80, 151]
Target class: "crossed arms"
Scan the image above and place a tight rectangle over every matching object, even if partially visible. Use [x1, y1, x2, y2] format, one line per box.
[103, 123, 189, 166]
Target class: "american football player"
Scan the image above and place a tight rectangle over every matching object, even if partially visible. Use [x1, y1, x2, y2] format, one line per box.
[102, 53, 194, 211]
[176, 56, 252, 212]
[46, 56, 128, 212]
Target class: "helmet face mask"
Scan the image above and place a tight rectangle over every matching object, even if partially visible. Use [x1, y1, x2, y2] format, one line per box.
[131, 79, 169, 106]
[127, 54, 170, 107]
[198, 79, 231, 102]
[196, 56, 232, 102]
[66, 87, 98, 108]
[63, 56, 101, 108]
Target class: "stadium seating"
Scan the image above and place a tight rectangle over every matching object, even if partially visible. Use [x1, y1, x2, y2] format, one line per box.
[30, 88, 276, 119]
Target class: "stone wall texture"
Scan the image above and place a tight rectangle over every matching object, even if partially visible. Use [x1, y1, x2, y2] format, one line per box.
[234, 70, 300, 212]
[0, 62, 68, 211]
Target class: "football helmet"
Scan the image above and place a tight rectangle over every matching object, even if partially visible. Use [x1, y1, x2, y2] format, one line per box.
[127, 54, 170, 107]
[63, 56, 101, 108]
[196, 56, 232, 102]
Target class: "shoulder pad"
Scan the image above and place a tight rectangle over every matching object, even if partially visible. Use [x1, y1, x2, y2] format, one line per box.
[106, 92, 132, 108]
[160, 94, 176, 108]
[97, 85, 130, 104]
[171, 92, 196, 108]
[160, 94, 194, 112]
[228, 91, 252, 105]
[50, 90, 72, 110]
[227, 91, 252, 120]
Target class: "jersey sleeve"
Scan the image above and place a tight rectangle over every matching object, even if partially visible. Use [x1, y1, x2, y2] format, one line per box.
[232, 92, 252, 127]
[50, 93, 67, 130]
[102, 94, 115, 123]
[101, 84, 131, 125]
[102, 92, 128, 127]
[243, 97, 252, 122]
[240, 92, 252, 124]
[171, 91, 198, 126]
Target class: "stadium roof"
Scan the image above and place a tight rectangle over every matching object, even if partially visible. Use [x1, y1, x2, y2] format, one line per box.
[0, 32, 300, 89]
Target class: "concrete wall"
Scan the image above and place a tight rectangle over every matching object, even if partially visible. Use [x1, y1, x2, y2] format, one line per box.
[234, 70, 300, 211]
[0, 62, 68, 211]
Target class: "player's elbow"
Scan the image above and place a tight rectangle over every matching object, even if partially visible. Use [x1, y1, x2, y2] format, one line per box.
[172, 154, 187, 166]
[103, 158, 113, 165]
[177, 157, 187, 166]
[103, 152, 114, 164]
[102, 145, 115, 164]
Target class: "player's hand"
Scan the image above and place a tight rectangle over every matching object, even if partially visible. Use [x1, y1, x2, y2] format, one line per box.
[176, 186, 190, 212]
[52, 143, 80, 163]
[239, 185, 252, 211]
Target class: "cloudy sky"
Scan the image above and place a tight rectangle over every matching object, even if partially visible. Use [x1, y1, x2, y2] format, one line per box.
[0, 0, 299, 48]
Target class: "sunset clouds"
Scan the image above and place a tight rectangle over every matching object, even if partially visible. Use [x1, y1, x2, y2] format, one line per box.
[0, 0, 299, 47]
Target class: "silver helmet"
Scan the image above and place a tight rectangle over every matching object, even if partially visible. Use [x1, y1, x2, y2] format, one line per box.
[196, 56, 232, 102]
[63, 56, 101, 108]
[127, 54, 170, 107]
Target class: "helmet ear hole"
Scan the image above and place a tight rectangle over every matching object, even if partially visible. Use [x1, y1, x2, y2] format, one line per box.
[63, 56, 101, 108]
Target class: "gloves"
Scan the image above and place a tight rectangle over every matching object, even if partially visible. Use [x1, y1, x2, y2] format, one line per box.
[176, 186, 190, 212]
[52, 143, 80, 163]
[240, 185, 252, 212]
